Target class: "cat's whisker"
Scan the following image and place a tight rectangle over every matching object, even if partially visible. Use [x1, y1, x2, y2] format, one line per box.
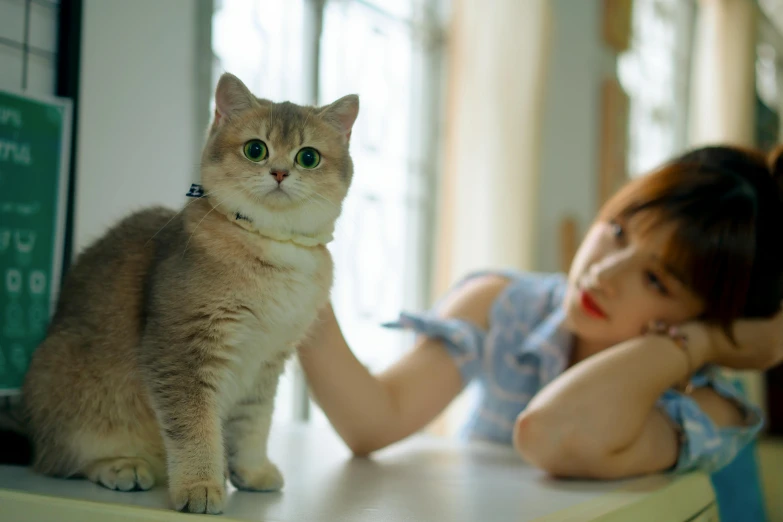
[143, 182, 247, 247]
[306, 188, 339, 210]
[182, 191, 237, 257]
[306, 198, 332, 217]
[298, 192, 330, 214]
[291, 188, 335, 215]
[290, 188, 341, 222]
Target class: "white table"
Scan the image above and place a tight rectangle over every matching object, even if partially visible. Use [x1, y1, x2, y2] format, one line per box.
[0, 423, 717, 521]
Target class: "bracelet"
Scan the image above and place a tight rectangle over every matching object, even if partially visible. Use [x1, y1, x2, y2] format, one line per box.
[644, 320, 695, 394]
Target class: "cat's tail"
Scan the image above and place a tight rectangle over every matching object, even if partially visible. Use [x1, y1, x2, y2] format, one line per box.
[0, 395, 32, 466]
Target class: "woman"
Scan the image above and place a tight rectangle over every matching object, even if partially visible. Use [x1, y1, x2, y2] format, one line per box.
[298, 145, 783, 521]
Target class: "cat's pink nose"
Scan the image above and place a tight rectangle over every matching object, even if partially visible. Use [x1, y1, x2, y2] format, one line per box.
[270, 169, 289, 183]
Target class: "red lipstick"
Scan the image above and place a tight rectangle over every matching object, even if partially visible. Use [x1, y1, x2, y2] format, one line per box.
[580, 290, 607, 319]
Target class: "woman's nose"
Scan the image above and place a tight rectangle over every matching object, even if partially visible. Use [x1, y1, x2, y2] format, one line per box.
[593, 253, 632, 296]
[594, 266, 618, 297]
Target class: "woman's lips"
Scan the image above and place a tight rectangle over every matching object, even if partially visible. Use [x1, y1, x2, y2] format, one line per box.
[580, 290, 607, 319]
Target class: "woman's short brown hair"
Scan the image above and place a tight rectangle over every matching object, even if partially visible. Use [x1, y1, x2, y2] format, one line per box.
[598, 145, 783, 331]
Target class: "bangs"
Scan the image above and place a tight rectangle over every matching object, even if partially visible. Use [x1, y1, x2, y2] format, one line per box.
[624, 210, 703, 288]
[598, 163, 758, 326]
[623, 209, 752, 295]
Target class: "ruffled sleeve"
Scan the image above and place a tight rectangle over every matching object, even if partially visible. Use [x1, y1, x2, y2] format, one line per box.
[384, 311, 486, 383]
[382, 271, 520, 384]
[658, 367, 764, 474]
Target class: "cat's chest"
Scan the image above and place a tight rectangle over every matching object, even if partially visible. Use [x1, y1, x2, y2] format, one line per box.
[230, 245, 332, 350]
[207, 245, 332, 409]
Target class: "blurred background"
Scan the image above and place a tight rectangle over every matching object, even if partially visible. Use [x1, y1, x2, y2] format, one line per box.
[1, 0, 783, 516]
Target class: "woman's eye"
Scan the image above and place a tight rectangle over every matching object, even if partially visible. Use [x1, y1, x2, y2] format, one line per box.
[609, 221, 625, 240]
[646, 271, 669, 296]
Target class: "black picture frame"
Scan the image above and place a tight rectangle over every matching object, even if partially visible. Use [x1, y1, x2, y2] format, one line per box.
[55, 0, 82, 278]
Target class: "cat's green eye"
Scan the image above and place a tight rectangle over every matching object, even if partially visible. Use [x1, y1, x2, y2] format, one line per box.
[295, 147, 321, 169]
[243, 140, 268, 162]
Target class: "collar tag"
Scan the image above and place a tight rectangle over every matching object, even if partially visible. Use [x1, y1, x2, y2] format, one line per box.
[186, 184, 205, 198]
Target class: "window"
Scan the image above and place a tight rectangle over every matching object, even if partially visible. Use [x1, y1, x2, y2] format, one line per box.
[212, 0, 447, 424]
[0, 0, 60, 96]
[756, 0, 783, 152]
[617, 0, 695, 177]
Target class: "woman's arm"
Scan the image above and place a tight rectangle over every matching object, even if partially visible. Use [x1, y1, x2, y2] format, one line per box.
[298, 275, 510, 456]
[514, 325, 746, 478]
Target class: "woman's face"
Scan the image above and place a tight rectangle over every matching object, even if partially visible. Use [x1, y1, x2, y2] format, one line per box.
[563, 212, 705, 348]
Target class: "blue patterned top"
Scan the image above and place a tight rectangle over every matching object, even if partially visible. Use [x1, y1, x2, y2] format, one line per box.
[384, 270, 764, 490]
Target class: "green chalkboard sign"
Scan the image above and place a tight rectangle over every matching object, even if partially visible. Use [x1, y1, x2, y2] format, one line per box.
[0, 89, 72, 395]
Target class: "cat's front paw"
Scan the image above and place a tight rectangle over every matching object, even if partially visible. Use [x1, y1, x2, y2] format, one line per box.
[170, 480, 226, 514]
[229, 461, 283, 492]
[85, 457, 156, 492]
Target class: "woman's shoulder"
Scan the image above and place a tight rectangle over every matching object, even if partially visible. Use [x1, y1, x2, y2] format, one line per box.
[447, 269, 567, 326]
[450, 269, 566, 295]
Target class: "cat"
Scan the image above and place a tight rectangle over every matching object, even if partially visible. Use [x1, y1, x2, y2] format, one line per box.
[20, 73, 358, 514]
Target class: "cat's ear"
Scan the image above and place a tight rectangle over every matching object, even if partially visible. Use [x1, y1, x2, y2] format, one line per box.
[319, 95, 359, 142]
[213, 73, 257, 127]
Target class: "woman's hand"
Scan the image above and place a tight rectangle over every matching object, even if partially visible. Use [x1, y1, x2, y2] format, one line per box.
[705, 303, 783, 370]
[300, 301, 338, 347]
[644, 304, 783, 373]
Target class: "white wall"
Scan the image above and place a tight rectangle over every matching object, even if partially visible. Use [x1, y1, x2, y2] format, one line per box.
[535, 0, 617, 272]
[74, 0, 202, 252]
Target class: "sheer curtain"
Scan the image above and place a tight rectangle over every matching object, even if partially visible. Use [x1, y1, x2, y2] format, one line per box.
[432, 0, 551, 297]
[429, 0, 551, 435]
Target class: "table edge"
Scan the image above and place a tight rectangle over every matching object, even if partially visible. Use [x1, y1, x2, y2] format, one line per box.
[530, 472, 715, 522]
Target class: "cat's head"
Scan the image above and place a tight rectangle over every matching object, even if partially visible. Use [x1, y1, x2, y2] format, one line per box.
[200, 73, 359, 240]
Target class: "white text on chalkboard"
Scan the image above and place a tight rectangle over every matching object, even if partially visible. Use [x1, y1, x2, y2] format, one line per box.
[0, 139, 31, 166]
[0, 107, 22, 128]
